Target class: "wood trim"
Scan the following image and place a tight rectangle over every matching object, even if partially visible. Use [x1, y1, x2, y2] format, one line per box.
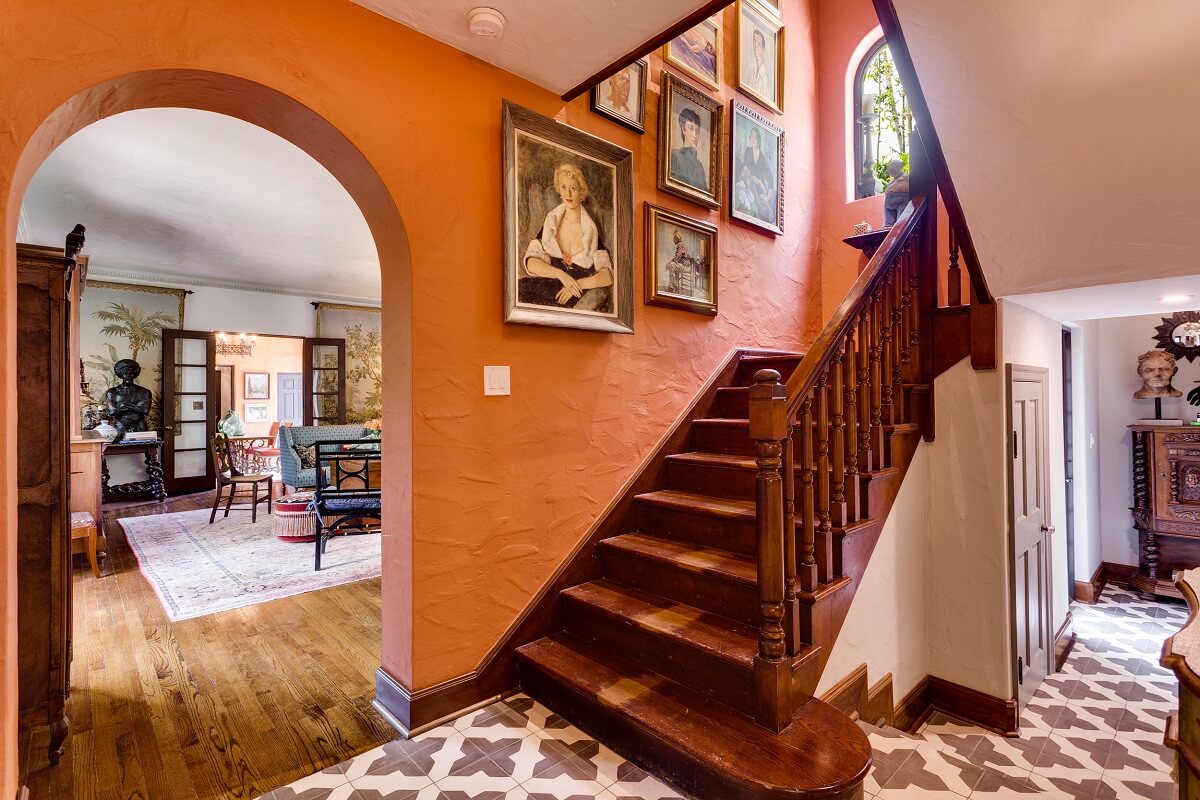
[1103, 562, 1137, 588]
[560, 0, 736, 101]
[894, 675, 1018, 737]
[970, 300, 997, 371]
[373, 668, 501, 738]
[866, 673, 895, 727]
[1054, 611, 1076, 672]
[870, 0, 993, 306]
[819, 664, 894, 727]
[1074, 563, 1105, 605]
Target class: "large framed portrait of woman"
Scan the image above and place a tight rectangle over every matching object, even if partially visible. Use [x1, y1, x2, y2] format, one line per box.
[656, 71, 725, 209]
[503, 102, 634, 334]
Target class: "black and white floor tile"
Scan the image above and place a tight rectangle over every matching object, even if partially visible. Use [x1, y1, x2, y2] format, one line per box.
[259, 586, 1183, 800]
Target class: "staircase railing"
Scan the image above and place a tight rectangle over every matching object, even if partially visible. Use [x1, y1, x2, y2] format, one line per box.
[748, 196, 931, 731]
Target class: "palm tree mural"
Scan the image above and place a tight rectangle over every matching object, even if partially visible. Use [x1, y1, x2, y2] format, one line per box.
[93, 302, 176, 361]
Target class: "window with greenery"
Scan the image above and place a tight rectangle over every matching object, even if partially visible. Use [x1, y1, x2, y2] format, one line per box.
[853, 40, 913, 199]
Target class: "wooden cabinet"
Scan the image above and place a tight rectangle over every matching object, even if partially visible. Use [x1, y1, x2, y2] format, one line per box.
[1130, 425, 1200, 599]
[16, 236, 81, 767]
[70, 434, 106, 556]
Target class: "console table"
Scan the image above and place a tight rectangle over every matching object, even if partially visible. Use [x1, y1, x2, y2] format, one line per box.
[102, 439, 166, 502]
[1129, 424, 1200, 598]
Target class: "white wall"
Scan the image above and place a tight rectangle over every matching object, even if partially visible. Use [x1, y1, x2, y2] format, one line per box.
[1068, 320, 1103, 583]
[1092, 312, 1200, 566]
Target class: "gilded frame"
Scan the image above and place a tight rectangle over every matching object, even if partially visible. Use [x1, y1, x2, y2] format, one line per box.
[84, 279, 187, 328]
[644, 203, 719, 316]
[736, 0, 786, 114]
[656, 71, 725, 210]
[730, 100, 785, 235]
[663, 16, 723, 91]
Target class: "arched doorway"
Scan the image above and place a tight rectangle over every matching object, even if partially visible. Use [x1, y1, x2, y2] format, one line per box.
[6, 69, 412, 799]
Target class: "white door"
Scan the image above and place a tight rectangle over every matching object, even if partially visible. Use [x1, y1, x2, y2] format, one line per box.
[277, 372, 304, 427]
[1010, 367, 1053, 708]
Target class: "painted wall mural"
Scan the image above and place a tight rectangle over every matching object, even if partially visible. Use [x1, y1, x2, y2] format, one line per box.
[315, 302, 381, 423]
[80, 280, 187, 431]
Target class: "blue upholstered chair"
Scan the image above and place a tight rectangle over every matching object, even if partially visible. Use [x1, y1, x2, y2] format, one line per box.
[277, 423, 368, 491]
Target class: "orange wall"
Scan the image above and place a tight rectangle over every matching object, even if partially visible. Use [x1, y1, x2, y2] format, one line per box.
[217, 336, 303, 437]
[0, 0, 827, 783]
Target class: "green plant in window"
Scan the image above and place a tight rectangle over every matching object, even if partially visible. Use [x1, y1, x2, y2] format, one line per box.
[865, 46, 913, 190]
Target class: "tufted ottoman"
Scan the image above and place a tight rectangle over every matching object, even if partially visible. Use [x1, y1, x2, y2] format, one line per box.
[273, 492, 317, 542]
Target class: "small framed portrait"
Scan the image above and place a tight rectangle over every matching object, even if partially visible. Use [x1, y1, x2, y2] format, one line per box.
[664, 16, 722, 91]
[730, 100, 785, 234]
[737, 0, 785, 113]
[644, 203, 719, 316]
[503, 101, 635, 334]
[243, 372, 269, 399]
[657, 71, 725, 209]
[590, 60, 648, 134]
[243, 402, 270, 423]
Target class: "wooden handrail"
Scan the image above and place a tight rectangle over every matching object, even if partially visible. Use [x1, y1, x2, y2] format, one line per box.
[782, 196, 928, 416]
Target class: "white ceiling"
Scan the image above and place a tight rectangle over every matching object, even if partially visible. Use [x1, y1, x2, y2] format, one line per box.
[350, 0, 709, 95]
[894, 0, 1200, 299]
[20, 108, 380, 302]
[1009, 276, 1200, 323]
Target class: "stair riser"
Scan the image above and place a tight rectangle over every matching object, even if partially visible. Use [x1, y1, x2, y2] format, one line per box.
[561, 597, 754, 715]
[636, 501, 756, 555]
[518, 656, 864, 800]
[691, 423, 755, 456]
[666, 461, 756, 500]
[712, 388, 749, 418]
[598, 545, 758, 626]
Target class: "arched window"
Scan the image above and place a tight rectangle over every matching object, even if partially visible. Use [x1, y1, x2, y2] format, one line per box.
[853, 40, 913, 199]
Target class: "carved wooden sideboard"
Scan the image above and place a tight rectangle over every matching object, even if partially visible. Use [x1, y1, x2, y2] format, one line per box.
[1163, 567, 1200, 799]
[1130, 424, 1200, 599]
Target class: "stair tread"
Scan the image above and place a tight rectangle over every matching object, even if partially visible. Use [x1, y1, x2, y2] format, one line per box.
[635, 489, 755, 519]
[601, 532, 757, 584]
[518, 633, 872, 796]
[665, 451, 757, 470]
[563, 580, 757, 668]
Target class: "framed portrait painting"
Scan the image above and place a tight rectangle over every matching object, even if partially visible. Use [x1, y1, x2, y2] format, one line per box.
[730, 100, 785, 234]
[737, 0, 785, 113]
[663, 17, 722, 91]
[657, 71, 724, 209]
[243, 402, 269, 423]
[244, 372, 269, 400]
[502, 101, 635, 334]
[644, 204, 718, 316]
[590, 60, 648, 134]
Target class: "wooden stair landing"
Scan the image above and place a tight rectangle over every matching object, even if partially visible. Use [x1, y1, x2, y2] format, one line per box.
[518, 634, 870, 800]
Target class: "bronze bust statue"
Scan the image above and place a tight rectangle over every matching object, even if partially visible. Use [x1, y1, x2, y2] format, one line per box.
[104, 359, 152, 442]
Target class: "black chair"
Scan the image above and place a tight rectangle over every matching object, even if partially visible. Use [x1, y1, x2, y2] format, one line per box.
[311, 439, 381, 571]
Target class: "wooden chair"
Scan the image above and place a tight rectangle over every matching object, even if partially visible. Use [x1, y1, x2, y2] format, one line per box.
[209, 432, 274, 524]
[69, 511, 101, 578]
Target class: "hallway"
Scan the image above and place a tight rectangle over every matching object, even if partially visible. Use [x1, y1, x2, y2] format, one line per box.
[19, 493, 390, 800]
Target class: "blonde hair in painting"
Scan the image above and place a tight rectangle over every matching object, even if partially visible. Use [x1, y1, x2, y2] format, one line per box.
[554, 163, 590, 200]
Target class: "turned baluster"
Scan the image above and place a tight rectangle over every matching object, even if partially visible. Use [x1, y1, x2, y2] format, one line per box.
[830, 349, 848, 531]
[782, 424, 799, 653]
[798, 395, 817, 593]
[908, 238, 921, 352]
[748, 369, 791, 732]
[880, 279, 896, 427]
[843, 322, 860, 522]
[891, 263, 906, 421]
[815, 369, 833, 583]
[947, 225, 962, 307]
[865, 304, 882, 470]
[900, 245, 915, 366]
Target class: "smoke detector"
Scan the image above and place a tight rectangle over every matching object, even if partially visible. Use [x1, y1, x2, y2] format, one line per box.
[468, 7, 506, 38]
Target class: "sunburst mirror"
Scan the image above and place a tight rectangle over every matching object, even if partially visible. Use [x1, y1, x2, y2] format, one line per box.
[1154, 311, 1200, 362]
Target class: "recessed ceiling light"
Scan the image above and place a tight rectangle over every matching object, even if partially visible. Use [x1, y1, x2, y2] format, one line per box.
[1160, 294, 1193, 304]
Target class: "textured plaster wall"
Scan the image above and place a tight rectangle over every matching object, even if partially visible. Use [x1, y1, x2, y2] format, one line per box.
[815, 446, 932, 700]
[1093, 312, 1200, 566]
[0, 0, 827, 782]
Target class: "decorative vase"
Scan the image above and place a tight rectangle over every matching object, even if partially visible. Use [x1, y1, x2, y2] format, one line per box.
[94, 419, 118, 442]
[218, 410, 245, 436]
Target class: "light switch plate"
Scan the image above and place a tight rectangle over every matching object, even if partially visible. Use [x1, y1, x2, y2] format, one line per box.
[484, 366, 511, 396]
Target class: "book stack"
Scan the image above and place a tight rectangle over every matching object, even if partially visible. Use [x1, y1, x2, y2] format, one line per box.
[123, 430, 159, 442]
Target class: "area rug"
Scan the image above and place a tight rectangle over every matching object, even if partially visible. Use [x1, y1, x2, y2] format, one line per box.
[118, 507, 381, 621]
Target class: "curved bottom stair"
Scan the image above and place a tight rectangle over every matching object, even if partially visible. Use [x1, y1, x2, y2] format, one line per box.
[518, 633, 872, 800]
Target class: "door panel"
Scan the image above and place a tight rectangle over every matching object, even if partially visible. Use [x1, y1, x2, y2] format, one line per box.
[302, 338, 346, 425]
[277, 372, 304, 427]
[162, 330, 218, 493]
[1011, 373, 1052, 708]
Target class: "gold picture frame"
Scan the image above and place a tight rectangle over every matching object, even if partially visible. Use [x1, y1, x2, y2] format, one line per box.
[644, 203, 719, 316]
[663, 16, 722, 91]
[656, 71, 725, 210]
[736, 0, 786, 114]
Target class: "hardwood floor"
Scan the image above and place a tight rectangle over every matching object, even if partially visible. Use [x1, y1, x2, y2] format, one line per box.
[19, 491, 391, 800]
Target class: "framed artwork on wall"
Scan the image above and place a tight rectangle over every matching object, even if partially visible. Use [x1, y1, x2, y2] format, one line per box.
[502, 100, 635, 334]
[657, 71, 725, 209]
[590, 59, 648, 134]
[730, 100, 785, 234]
[644, 203, 719, 316]
[663, 17, 722, 91]
[243, 372, 269, 399]
[757, 0, 782, 15]
[737, 0, 785, 113]
[243, 402, 269, 423]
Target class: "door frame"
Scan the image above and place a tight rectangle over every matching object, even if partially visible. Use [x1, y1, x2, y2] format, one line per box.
[1005, 363, 1055, 704]
[162, 329, 220, 494]
[1061, 329, 1075, 600]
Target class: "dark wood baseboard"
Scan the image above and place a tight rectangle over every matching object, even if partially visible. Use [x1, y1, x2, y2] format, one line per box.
[895, 675, 1018, 737]
[1074, 563, 1106, 605]
[820, 664, 894, 728]
[1054, 611, 1076, 672]
[373, 668, 500, 737]
[1103, 561, 1137, 588]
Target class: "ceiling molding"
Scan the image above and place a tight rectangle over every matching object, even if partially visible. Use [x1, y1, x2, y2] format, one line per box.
[87, 263, 381, 307]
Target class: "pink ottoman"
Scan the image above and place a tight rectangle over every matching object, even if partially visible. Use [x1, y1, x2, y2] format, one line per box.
[273, 492, 317, 542]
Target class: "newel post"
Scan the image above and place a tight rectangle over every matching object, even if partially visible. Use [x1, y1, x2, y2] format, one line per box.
[749, 368, 792, 732]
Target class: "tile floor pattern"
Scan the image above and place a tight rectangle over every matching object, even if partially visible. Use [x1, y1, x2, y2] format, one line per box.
[258, 585, 1183, 800]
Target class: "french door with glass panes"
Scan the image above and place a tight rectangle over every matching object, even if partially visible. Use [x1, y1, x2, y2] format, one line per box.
[162, 330, 218, 493]
[302, 337, 347, 425]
